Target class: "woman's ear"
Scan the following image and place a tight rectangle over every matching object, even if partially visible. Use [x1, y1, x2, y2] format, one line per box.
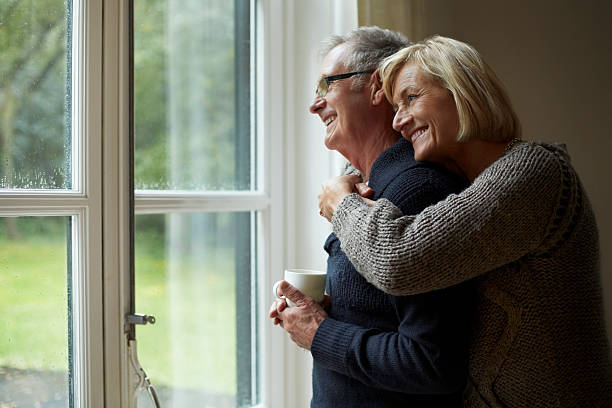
[370, 70, 386, 106]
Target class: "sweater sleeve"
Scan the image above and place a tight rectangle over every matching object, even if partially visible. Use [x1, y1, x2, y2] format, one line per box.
[311, 282, 472, 393]
[331, 143, 561, 295]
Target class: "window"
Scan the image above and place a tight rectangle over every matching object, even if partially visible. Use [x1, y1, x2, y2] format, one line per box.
[0, 216, 71, 404]
[132, 1, 262, 406]
[1, 0, 290, 406]
[0, 1, 104, 406]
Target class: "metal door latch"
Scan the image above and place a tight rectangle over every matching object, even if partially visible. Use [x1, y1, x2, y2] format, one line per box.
[125, 313, 156, 325]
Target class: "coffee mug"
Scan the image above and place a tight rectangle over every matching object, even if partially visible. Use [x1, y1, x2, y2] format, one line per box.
[272, 269, 327, 307]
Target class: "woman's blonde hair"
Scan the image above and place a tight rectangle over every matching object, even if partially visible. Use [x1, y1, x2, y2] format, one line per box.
[380, 35, 521, 142]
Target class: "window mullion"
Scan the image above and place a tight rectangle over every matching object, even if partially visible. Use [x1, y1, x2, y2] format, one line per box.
[134, 192, 269, 214]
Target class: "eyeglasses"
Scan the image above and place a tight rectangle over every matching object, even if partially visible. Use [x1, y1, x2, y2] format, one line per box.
[315, 70, 374, 98]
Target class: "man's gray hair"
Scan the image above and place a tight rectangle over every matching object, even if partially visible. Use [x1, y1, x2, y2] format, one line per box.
[321, 26, 411, 88]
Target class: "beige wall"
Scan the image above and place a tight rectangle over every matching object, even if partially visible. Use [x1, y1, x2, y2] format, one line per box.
[363, 0, 612, 342]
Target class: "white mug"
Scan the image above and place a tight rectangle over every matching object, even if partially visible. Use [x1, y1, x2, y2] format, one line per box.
[272, 269, 327, 307]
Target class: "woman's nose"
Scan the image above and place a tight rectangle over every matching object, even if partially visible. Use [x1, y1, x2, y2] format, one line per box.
[309, 95, 326, 114]
[392, 108, 411, 133]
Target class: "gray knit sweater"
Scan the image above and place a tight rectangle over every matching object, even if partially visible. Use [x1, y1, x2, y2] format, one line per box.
[332, 141, 612, 407]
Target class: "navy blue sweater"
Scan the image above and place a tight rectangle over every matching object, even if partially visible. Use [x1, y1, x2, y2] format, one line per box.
[311, 138, 474, 407]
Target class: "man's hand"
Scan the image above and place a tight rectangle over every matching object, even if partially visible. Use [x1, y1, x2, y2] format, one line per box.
[354, 182, 374, 198]
[268, 281, 328, 350]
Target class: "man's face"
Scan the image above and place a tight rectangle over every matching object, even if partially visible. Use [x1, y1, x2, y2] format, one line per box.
[309, 44, 372, 153]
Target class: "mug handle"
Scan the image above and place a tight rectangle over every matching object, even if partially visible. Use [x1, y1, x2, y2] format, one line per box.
[272, 280, 284, 301]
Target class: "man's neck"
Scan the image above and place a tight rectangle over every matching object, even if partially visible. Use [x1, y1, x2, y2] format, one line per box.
[344, 130, 399, 182]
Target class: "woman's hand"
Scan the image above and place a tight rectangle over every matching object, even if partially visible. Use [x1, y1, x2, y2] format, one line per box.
[268, 281, 328, 350]
[318, 175, 374, 221]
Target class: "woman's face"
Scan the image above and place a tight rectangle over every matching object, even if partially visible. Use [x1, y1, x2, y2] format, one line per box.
[390, 63, 460, 165]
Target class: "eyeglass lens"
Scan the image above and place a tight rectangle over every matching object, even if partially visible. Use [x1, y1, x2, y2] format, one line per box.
[316, 77, 328, 97]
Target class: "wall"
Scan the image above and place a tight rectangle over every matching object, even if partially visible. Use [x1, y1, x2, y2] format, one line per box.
[281, 1, 357, 407]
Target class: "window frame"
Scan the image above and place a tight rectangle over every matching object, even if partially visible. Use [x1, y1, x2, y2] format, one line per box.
[0, 0, 105, 406]
[101, 0, 286, 407]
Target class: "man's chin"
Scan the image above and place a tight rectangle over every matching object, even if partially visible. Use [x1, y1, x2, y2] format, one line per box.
[324, 134, 335, 151]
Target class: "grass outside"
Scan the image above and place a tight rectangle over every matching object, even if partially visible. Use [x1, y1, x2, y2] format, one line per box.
[0, 238, 68, 373]
[0, 232, 238, 398]
[135, 243, 237, 395]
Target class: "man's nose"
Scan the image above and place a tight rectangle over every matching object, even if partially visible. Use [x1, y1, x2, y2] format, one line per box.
[309, 94, 326, 114]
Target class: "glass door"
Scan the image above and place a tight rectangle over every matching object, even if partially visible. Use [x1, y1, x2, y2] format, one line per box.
[131, 1, 261, 406]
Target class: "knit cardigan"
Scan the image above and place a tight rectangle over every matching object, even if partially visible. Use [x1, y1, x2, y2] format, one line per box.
[331, 141, 612, 407]
[311, 138, 473, 407]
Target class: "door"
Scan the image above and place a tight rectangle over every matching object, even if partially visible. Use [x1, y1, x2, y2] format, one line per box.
[129, 0, 263, 407]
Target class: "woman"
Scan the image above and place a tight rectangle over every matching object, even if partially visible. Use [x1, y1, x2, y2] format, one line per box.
[317, 35, 612, 407]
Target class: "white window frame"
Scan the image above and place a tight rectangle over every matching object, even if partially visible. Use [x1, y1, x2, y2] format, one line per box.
[101, 0, 286, 407]
[0, 0, 105, 406]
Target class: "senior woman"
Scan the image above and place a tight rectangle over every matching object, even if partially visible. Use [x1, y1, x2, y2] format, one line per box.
[318, 35, 612, 407]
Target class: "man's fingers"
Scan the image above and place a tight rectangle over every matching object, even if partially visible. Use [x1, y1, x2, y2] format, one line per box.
[320, 294, 331, 309]
[362, 197, 376, 207]
[269, 302, 278, 318]
[355, 182, 374, 198]
[279, 281, 307, 305]
[269, 299, 287, 318]
[277, 298, 287, 312]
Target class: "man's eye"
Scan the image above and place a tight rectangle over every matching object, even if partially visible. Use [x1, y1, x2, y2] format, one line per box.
[407, 94, 418, 102]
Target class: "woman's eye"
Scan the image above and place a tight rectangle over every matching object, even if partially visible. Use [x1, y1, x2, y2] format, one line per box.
[407, 94, 418, 102]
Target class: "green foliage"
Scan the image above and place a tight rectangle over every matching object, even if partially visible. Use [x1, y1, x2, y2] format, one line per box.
[0, 216, 66, 241]
[133, 0, 245, 190]
[0, 0, 69, 189]
[133, 0, 169, 189]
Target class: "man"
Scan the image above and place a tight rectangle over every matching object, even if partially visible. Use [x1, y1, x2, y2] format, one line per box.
[269, 27, 474, 407]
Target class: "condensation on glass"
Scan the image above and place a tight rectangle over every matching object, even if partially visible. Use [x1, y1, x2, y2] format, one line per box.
[134, 212, 255, 407]
[0, 1, 72, 190]
[134, 0, 252, 191]
[0, 216, 72, 407]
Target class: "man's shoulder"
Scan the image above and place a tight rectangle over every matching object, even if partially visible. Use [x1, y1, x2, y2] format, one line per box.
[383, 162, 466, 198]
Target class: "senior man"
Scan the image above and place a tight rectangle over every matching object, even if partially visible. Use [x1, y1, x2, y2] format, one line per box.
[269, 26, 474, 407]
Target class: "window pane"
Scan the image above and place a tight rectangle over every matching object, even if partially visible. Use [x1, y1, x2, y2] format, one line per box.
[0, 1, 72, 190]
[134, 0, 253, 191]
[135, 212, 257, 407]
[0, 216, 71, 406]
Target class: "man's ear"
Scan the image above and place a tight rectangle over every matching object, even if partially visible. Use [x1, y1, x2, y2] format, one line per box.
[370, 69, 386, 106]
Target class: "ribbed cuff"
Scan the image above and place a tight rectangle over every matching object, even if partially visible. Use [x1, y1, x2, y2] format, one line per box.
[331, 194, 366, 236]
[311, 317, 361, 373]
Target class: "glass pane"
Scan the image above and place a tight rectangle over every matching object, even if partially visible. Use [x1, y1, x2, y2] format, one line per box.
[0, 1, 72, 189]
[0, 216, 71, 406]
[133, 0, 253, 191]
[135, 212, 256, 407]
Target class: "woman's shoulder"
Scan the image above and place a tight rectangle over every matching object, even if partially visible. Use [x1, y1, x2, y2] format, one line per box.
[487, 140, 572, 184]
[508, 140, 571, 166]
